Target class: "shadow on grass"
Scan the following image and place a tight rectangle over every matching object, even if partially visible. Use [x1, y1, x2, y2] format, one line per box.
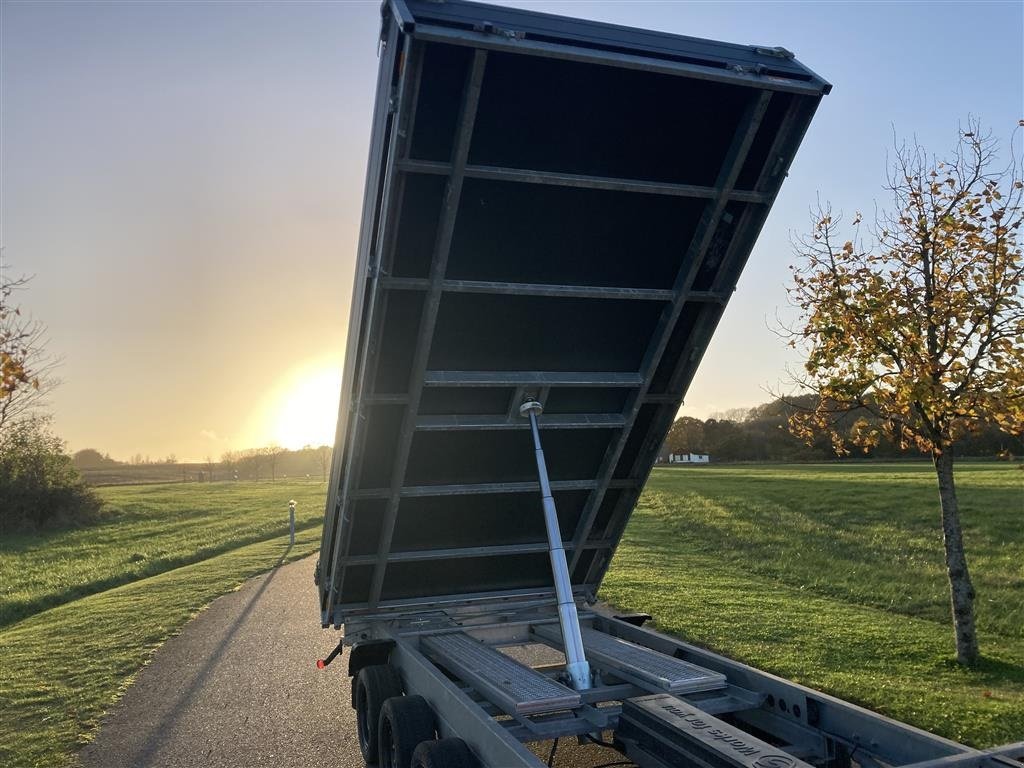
[0, 524, 321, 629]
[941, 655, 1024, 684]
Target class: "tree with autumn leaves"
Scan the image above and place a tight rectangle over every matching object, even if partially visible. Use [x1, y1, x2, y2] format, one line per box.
[1, 272, 42, 430]
[786, 120, 1023, 665]
[1, 258, 59, 431]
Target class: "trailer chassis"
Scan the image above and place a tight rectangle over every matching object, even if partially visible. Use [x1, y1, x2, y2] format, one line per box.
[333, 605, 1023, 768]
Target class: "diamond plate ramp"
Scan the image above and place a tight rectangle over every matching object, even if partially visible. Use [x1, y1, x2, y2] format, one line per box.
[422, 632, 581, 716]
[534, 625, 726, 694]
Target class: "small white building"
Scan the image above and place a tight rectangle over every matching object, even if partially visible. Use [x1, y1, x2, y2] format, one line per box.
[667, 452, 710, 464]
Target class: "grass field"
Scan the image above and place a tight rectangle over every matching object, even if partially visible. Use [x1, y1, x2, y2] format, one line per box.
[0, 480, 328, 768]
[0, 465, 1020, 767]
[600, 462, 1023, 747]
[0, 481, 328, 628]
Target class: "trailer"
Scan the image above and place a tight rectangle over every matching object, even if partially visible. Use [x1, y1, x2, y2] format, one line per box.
[316, 2, 1023, 766]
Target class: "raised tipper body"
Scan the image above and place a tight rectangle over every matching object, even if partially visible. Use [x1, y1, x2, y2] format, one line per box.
[314, 3, 1021, 768]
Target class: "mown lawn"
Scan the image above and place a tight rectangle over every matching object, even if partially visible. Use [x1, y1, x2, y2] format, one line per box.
[1, 466, 1020, 767]
[0, 480, 326, 628]
[0, 480, 327, 768]
[599, 462, 1024, 747]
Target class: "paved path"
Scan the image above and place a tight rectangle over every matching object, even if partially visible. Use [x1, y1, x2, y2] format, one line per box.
[80, 556, 363, 768]
[80, 555, 623, 768]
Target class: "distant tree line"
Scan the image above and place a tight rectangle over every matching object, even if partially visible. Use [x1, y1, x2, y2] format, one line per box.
[73, 444, 333, 484]
[70, 448, 120, 469]
[218, 445, 331, 481]
[665, 395, 1023, 463]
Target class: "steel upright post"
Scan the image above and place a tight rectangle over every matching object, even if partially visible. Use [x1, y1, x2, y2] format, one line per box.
[520, 400, 591, 690]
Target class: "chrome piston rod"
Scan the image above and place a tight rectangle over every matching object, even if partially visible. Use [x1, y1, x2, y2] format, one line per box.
[520, 400, 591, 691]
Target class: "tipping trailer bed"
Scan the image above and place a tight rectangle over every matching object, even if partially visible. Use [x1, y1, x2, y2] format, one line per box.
[314, 2, 1023, 768]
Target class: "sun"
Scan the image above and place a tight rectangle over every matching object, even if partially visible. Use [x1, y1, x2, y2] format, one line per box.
[271, 364, 342, 450]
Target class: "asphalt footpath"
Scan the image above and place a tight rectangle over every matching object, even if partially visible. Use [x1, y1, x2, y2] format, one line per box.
[79, 555, 626, 768]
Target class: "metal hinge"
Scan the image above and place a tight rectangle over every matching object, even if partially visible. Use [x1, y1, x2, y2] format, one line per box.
[473, 21, 524, 39]
[388, 86, 399, 114]
[731, 63, 766, 76]
[753, 45, 795, 60]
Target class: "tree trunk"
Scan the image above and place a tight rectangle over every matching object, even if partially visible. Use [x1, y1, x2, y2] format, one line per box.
[933, 449, 980, 664]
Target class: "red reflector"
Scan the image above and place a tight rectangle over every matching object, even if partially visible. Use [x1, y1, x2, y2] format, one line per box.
[316, 659, 326, 669]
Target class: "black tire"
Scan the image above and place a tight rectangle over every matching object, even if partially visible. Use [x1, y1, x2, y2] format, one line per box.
[412, 737, 477, 768]
[355, 665, 403, 764]
[379, 695, 436, 768]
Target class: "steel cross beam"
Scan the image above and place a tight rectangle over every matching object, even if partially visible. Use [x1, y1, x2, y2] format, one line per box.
[583, 95, 824, 588]
[396, 158, 770, 204]
[899, 745, 1024, 768]
[414, 413, 626, 431]
[351, 478, 636, 500]
[411, 25, 828, 97]
[367, 50, 489, 608]
[707, 97, 822, 300]
[323, 23, 420, 619]
[567, 89, 773, 574]
[342, 538, 613, 567]
[598, 614, 970, 768]
[422, 370, 643, 388]
[381, 276, 677, 302]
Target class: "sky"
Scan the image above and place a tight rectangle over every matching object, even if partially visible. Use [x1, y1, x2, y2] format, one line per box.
[1, 0, 1021, 461]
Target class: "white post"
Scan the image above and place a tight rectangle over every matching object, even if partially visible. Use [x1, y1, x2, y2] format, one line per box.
[288, 500, 296, 545]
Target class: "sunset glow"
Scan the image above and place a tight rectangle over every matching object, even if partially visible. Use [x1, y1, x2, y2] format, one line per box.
[4, 2, 1019, 461]
[270, 363, 342, 450]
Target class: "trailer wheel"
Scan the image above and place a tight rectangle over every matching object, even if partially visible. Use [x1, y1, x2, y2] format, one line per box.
[412, 737, 477, 768]
[355, 664, 403, 764]
[378, 695, 435, 768]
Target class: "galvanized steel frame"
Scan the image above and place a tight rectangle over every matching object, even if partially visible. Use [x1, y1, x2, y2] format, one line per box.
[390, 636, 543, 766]
[593, 613, 1004, 768]
[583, 94, 824, 587]
[395, 158, 771, 204]
[354, 610, 1019, 768]
[320, 14, 407, 620]
[411, 24, 828, 97]
[322, 0, 830, 625]
[401, 0, 827, 83]
[567, 88, 773, 576]
[366, 49, 490, 609]
[352, 478, 636, 500]
[323, 15, 430, 620]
